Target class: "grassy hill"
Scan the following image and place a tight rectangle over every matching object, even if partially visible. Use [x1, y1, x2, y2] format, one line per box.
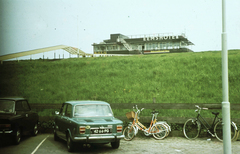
[0, 50, 240, 118]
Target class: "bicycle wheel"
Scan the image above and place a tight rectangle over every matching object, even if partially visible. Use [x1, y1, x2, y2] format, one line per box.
[162, 123, 171, 137]
[214, 120, 237, 141]
[183, 118, 200, 139]
[123, 126, 135, 141]
[152, 124, 167, 140]
[156, 122, 171, 137]
[235, 130, 240, 141]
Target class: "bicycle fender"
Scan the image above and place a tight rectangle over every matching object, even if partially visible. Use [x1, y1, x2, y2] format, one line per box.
[231, 121, 238, 131]
[155, 121, 171, 131]
[151, 124, 166, 134]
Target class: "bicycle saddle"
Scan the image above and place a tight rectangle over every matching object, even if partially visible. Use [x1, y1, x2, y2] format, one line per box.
[212, 112, 219, 116]
[151, 111, 159, 114]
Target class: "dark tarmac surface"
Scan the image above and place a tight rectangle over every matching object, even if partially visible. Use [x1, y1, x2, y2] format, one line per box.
[0, 133, 240, 154]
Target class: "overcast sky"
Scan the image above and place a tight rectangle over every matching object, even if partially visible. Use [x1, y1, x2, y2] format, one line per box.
[0, 0, 239, 57]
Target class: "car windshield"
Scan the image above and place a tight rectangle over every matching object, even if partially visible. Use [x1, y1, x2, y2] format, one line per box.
[74, 104, 113, 117]
[0, 100, 15, 113]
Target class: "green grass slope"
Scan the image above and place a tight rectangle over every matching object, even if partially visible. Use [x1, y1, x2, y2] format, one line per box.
[0, 50, 240, 118]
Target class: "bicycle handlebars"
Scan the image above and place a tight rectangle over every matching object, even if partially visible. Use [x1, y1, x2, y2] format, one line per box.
[151, 111, 159, 114]
[195, 105, 208, 110]
[133, 105, 144, 113]
[133, 105, 158, 115]
[195, 105, 200, 109]
[195, 105, 208, 113]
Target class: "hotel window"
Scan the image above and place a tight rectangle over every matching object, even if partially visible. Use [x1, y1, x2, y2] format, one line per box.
[156, 43, 158, 49]
[169, 42, 173, 49]
[108, 46, 112, 50]
[145, 43, 148, 50]
[131, 44, 136, 50]
[150, 43, 153, 49]
[159, 43, 162, 49]
[153, 43, 156, 49]
[162, 43, 166, 49]
[166, 42, 169, 49]
[121, 46, 126, 50]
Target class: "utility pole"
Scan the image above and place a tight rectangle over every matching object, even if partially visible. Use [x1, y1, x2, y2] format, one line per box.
[222, 0, 231, 153]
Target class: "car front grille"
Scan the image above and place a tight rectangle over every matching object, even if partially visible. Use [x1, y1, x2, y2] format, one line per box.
[0, 124, 11, 130]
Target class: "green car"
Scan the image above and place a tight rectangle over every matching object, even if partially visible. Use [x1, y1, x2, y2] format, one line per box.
[54, 100, 124, 152]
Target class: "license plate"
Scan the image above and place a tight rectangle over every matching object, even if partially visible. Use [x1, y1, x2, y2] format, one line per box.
[91, 129, 112, 134]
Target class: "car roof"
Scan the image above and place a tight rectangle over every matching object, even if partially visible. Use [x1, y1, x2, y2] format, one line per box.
[65, 100, 110, 106]
[0, 97, 26, 101]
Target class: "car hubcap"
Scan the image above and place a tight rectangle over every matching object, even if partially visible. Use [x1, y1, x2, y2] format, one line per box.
[34, 124, 38, 134]
[17, 130, 21, 142]
[67, 137, 70, 149]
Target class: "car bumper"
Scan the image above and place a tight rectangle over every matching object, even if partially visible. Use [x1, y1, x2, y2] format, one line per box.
[73, 134, 124, 141]
[0, 130, 13, 134]
[0, 130, 14, 138]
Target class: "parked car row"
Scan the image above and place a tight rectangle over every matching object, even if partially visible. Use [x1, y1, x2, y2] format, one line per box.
[0, 97, 124, 152]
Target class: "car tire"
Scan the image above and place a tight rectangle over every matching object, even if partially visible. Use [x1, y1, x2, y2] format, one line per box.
[67, 134, 75, 152]
[54, 131, 60, 141]
[13, 128, 21, 145]
[111, 140, 120, 149]
[32, 123, 38, 136]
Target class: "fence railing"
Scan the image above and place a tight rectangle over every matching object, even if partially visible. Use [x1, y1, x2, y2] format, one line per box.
[31, 103, 240, 124]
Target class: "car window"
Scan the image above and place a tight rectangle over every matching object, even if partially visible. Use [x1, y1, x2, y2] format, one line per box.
[74, 104, 113, 117]
[16, 101, 24, 111]
[0, 100, 15, 113]
[22, 101, 30, 111]
[60, 104, 67, 116]
[16, 101, 30, 111]
[65, 104, 72, 117]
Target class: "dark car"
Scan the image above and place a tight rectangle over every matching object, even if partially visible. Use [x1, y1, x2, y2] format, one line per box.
[0, 97, 39, 144]
[54, 100, 124, 152]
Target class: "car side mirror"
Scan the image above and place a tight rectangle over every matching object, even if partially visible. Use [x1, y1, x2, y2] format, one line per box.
[55, 111, 59, 115]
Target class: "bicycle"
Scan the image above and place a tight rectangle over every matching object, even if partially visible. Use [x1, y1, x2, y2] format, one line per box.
[183, 105, 238, 141]
[123, 105, 171, 141]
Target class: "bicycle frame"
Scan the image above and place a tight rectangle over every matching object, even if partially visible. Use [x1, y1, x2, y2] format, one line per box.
[129, 111, 159, 135]
[128, 105, 161, 135]
[195, 106, 220, 136]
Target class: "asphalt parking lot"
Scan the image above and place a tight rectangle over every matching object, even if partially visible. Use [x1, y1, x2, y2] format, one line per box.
[0, 133, 240, 154]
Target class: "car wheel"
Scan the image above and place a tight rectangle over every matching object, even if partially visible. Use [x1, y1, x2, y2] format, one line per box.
[32, 123, 38, 136]
[111, 140, 120, 149]
[14, 128, 21, 145]
[67, 134, 75, 152]
[54, 131, 60, 141]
